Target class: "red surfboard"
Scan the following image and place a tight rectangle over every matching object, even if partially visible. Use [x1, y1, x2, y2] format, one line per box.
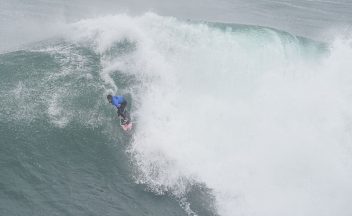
[121, 122, 133, 131]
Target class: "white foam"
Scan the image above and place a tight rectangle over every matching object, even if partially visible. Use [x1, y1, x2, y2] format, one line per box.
[47, 91, 70, 128]
[68, 13, 352, 216]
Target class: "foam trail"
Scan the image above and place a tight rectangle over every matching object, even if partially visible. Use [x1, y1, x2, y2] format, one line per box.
[67, 13, 352, 216]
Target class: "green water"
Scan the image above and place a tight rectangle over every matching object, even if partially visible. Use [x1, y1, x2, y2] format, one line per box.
[0, 43, 197, 215]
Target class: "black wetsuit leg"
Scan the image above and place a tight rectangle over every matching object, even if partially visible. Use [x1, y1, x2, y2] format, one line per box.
[117, 101, 127, 119]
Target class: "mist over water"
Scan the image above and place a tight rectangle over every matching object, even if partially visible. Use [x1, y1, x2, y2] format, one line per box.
[65, 13, 352, 216]
[1, 1, 352, 216]
[1, 0, 352, 51]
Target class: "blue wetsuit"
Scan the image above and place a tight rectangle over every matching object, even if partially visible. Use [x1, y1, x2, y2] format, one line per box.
[111, 96, 128, 120]
[111, 96, 126, 108]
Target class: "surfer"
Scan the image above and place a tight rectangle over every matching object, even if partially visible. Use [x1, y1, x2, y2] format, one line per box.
[107, 94, 129, 124]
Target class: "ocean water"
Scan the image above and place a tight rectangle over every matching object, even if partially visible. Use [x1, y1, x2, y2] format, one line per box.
[1, 1, 352, 216]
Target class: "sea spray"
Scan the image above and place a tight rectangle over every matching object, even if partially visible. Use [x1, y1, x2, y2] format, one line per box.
[66, 13, 352, 216]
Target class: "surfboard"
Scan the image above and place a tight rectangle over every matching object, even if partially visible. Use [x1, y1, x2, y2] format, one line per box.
[121, 121, 133, 131]
[120, 110, 133, 131]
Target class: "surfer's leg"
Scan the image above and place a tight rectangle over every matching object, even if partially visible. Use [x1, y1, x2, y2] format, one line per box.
[117, 109, 125, 119]
[118, 102, 127, 117]
[120, 101, 127, 113]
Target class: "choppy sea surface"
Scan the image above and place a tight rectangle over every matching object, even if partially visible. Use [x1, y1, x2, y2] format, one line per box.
[1, 1, 352, 216]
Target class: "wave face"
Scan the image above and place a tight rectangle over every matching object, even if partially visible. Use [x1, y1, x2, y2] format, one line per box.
[2, 13, 352, 216]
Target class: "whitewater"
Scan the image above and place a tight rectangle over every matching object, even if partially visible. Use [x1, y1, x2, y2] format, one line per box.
[1, 2, 352, 216]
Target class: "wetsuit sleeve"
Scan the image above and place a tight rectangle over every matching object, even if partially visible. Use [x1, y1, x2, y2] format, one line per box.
[112, 96, 121, 108]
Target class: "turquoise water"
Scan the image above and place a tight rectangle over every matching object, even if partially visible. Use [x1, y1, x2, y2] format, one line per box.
[0, 39, 216, 215]
[1, 2, 352, 216]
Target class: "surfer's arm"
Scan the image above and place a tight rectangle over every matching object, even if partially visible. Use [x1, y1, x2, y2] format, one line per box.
[112, 100, 120, 108]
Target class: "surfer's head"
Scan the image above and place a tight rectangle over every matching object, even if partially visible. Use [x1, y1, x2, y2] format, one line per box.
[107, 94, 112, 103]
